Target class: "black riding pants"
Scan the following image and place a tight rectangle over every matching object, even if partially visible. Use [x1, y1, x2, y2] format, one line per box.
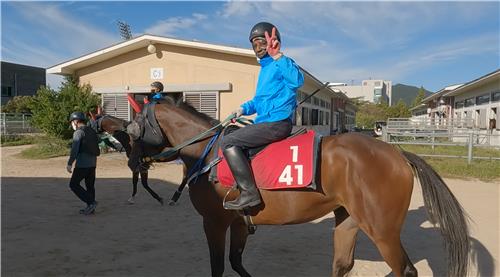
[221, 119, 292, 151]
[69, 167, 96, 205]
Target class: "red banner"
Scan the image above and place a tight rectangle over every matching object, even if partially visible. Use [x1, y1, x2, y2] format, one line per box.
[127, 93, 142, 113]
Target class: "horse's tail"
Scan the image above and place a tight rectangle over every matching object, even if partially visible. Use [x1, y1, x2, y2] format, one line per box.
[402, 151, 470, 277]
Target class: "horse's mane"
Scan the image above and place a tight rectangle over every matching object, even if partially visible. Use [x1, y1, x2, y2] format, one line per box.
[161, 96, 220, 126]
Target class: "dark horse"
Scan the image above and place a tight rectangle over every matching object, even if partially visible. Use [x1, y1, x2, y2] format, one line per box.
[128, 97, 470, 277]
[89, 113, 164, 205]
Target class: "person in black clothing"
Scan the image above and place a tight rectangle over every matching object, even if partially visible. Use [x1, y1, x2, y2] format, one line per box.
[67, 112, 100, 215]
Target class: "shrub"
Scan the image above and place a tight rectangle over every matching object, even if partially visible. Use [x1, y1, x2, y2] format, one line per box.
[29, 77, 100, 139]
[0, 96, 34, 114]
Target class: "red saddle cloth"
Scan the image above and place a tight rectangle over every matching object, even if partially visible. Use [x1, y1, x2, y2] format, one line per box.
[217, 130, 315, 190]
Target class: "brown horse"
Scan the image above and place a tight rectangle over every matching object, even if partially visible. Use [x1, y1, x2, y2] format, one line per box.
[89, 113, 165, 204]
[128, 97, 470, 277]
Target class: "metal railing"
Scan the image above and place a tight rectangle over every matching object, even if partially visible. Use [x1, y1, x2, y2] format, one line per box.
[387, 117, 476, 131]
[382, 118, 500, 164]
[0, 113, 38, 135]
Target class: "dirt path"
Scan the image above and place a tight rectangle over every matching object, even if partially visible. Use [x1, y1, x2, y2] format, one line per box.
[1, 145, 498, 276]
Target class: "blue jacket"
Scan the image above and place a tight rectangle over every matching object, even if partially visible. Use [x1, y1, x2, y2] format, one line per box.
[241, 54, 304, 124]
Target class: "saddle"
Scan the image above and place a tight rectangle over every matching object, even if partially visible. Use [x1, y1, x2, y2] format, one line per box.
[209, 125, 321, 190]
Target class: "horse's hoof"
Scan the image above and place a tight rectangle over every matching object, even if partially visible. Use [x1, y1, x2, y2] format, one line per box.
[127, 197, 135, 204]
[168, 200, 177, 206]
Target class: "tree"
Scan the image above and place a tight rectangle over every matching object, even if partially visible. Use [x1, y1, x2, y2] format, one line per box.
[353, 98, 411, 129]
[29, 77, 100, 139]
[386, 99, 411, 118]
[353, 100, 387, 129]
[0, 96, 34, 114]
[411, 86, 426, 108]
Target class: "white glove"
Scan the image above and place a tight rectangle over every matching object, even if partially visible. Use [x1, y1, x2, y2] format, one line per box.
[66, 165, 72, 173]
[233, 107, 243, 117]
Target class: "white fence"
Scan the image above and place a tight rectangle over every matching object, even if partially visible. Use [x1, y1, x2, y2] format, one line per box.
[382, 118, 500, 164]
[0, 113, 38, 135]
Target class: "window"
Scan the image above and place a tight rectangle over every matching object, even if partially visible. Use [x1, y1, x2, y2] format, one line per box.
[326, 112, 330, 125]
[375, 81, 381, 86]
[184, 91, 219, 119]
[476, 94, 490, 105]
[320, 100, 326, 108]
[326, 102, 330, 109]
[455, 101, 464, 109]
[311, 109, 319, 125]
[464, 98, 475, 107]
[301, 107, 309, 125]
[319, 111, 323, 125]
[313, 97, 320, 106]
[492, 91, 500, 102]
[1, 86, 12, 97]
[103, 94, 130, 120]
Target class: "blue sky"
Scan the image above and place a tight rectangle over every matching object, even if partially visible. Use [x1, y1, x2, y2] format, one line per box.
[1, 1, 499, 92]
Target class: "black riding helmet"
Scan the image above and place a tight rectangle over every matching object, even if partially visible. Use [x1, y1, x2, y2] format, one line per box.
[249, 22, 280, 43]
[150, 81, 164, 92]
[69, 111, 86, 122]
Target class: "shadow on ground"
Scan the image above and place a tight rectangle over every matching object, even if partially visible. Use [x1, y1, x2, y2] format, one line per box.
[1, 177, 494, 277]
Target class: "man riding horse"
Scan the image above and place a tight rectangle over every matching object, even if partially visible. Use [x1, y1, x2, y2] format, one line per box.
[221, 22, 304, 210]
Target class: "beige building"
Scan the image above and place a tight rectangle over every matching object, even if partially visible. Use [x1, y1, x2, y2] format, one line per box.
[47, 34, 352, 135]
[329, 79, 392, 105]
[409, 69, 500, 145]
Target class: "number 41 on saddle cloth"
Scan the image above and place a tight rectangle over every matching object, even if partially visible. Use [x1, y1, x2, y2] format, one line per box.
[217, 130, 320, 190]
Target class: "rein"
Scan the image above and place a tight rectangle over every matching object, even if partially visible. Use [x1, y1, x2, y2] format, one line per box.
[143, 113, 237, 163]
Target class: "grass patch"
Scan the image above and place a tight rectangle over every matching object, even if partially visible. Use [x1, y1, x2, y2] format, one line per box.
[19, 136, 71, 159]
[398, 144, 500, 181]
[1, 134, 41, 146]
[399, 144, 500, 157]
[426, 158, 500, 181]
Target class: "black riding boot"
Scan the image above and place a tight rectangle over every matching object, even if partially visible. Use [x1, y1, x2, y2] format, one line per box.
[223, 146, 261, 210]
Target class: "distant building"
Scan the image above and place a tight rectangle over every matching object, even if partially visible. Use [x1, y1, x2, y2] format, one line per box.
[410, 69, 500, 145]
[1, 61, 46, 105]
[329, 79, 392, 105]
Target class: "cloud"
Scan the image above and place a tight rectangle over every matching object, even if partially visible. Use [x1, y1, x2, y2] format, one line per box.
[283, 31, 499, 89]
[219, 1, 257, 18]
[2, 2, 118, 89]
[217, 2, 497, 49]
[144, 13, 208, 36]
[9, 2, 117, 55]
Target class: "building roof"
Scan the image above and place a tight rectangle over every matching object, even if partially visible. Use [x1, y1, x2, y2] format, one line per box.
[421, 83, 463, 103]
[47, 34, 255, 75]
[409, 103, 426, 112]
[47, 33, 342, 98]
[443, 69, 500, 97]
